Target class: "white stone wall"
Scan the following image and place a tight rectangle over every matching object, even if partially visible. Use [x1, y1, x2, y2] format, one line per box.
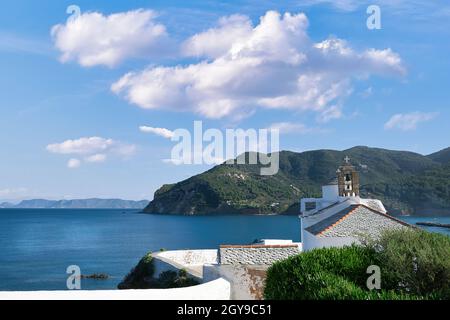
[302, 230, 356, 251]
[259, 239, 293, 245]
[203, 264, 268, 300]
[322, 184, 339, 201]
[153, 249, 218, 279]
[155, 249, 218, 266]
[0, 278, 231, 300]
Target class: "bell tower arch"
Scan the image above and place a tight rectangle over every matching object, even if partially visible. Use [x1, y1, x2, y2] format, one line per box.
[337, 156, 360, 197]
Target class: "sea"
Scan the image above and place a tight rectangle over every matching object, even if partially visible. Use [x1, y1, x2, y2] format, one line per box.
[0, 209, 448, 291]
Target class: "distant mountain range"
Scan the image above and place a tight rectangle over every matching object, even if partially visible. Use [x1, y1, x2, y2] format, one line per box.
[0, 199, 149, 209]
[144, 146, 450, 216]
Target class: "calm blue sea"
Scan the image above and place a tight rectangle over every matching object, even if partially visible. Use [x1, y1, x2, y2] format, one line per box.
[0, 209, 300, 291]
[0, 209, 448, 291]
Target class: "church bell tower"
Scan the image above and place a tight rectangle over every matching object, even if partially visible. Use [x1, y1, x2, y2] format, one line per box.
[337, 156, 360, 197]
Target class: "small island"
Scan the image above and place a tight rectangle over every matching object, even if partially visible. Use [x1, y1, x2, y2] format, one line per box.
[80, 274, 110, 280]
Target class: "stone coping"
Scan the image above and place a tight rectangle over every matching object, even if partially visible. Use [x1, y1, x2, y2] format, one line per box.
[220, 244, 299, 249]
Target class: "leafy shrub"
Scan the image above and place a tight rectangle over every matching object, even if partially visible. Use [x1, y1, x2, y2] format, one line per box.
[265, 229, 450, 300]
[118, 252, 154, 289]
[118, 254, 200, 289]
[301, 271, 369, 300]
[149, 269, 200, 289]
[264, 245, 378, 300]
[366, 228, 450, 298]
[307, 273, 418, 300]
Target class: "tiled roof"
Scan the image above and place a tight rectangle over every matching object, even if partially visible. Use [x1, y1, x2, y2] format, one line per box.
[305, 204, 410, 238]
[218, 245, 300, 265]
[303, 200, 343, 217]
[305, 205, 359, 235]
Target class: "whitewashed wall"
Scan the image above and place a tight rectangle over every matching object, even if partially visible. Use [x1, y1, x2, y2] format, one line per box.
[0, 278, 231, 300]
[302, 230, 355, 251]
[153, 249, 218, 280]
[204, 264, 269, 300]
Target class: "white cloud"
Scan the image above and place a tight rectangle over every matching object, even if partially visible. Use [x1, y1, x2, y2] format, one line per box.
[384, 112, 438, 131]
[139, 126, 175, 139]
[47, 137, 116, 155]
[51, 9, 168, 67]
[85, 154, 107, 163]
[182, 14, 252, 58]
[112, 11, 405, 120]
[317, 105, 343, 123]
[47, 137, 135, 167]
[67, 158, 81, 169]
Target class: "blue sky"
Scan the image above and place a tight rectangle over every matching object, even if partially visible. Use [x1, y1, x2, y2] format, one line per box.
[1, 0, 449, 202]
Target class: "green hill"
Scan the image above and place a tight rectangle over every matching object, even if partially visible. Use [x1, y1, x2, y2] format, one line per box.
[144, 146, 450, 216]
[428, 147, 450, 164]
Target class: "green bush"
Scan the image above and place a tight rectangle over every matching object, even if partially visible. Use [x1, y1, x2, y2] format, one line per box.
[118, 254, 200, 289]
[149, 269, 200, 289]
[265, 229, 450, 300]
[367, 228, 450, 298]
[301, 271, 369, 300]
[308, 273, 417, 300]
[264, 245, 378, 300]
[118, 252, 154, 289]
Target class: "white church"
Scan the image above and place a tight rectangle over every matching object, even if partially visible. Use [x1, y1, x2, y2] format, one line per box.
[300, 157, 409, 251]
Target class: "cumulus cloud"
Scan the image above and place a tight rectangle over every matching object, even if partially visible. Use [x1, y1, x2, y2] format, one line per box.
[47, 137, 135, 168]
[139, 126, 175, 139]
[112, 11, 405, 120]
[384, 112, 438, 131]
[181, 14, 253, 58]
[67, 158, 81, 169]
[47, 137, 115, 155]
[85, 154, 107, 163]
[51, 9, 168, 67]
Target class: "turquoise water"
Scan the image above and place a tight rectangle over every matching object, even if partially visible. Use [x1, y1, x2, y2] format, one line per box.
[0, 209, 448, 291]
[400, 216, 450, 237]
[0, 209, 300, 291]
